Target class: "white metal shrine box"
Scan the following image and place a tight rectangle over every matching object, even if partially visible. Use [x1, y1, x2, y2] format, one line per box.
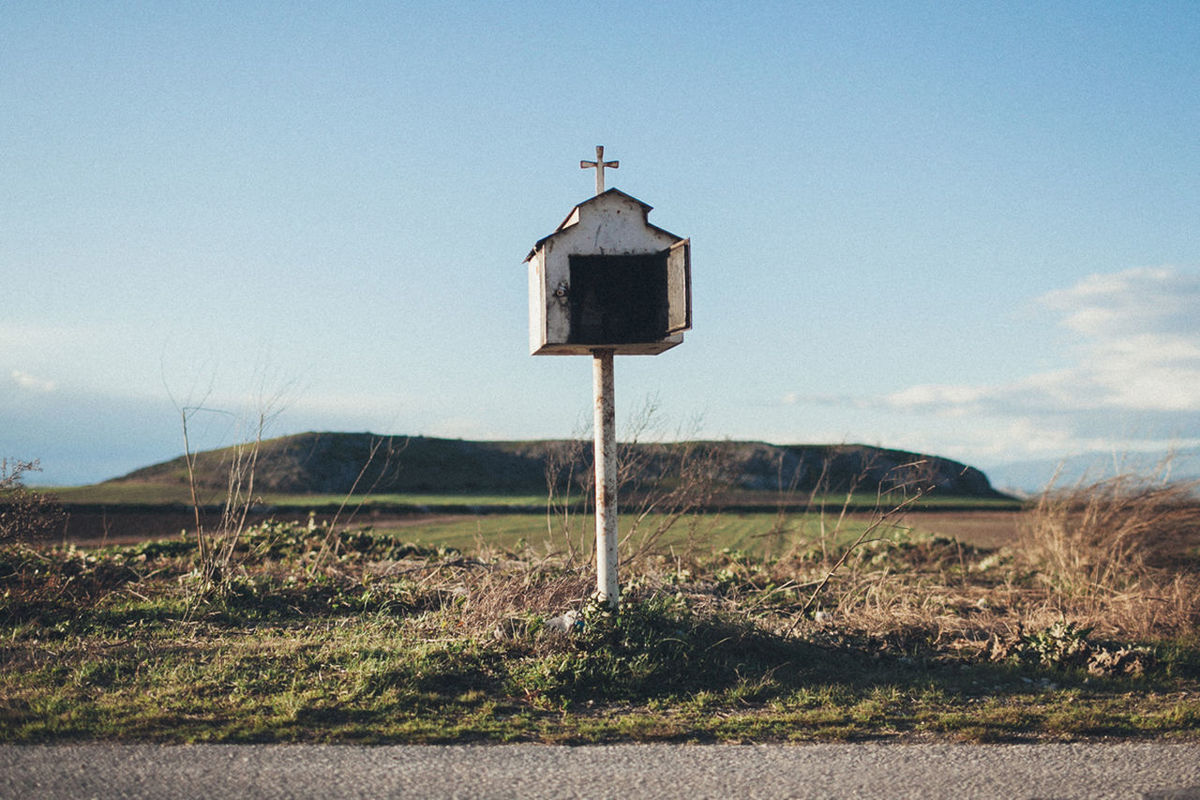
[525, 188, 691, 356]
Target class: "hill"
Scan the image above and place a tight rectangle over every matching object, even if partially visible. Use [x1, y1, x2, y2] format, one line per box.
[107, 432, 1010, 501]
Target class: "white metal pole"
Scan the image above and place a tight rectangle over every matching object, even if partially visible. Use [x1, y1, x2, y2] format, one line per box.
[592, 348, 618, 609]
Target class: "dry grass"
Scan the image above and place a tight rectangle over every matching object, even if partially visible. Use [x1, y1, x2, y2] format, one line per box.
[445, 548, 592, 638]
[1015, 470, 1200, 638]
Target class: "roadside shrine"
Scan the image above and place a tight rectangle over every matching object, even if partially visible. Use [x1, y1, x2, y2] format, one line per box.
[524, 147, 692, 608]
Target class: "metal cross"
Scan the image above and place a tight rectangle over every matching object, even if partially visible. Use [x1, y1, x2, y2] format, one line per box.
[580, 145, 618, 195]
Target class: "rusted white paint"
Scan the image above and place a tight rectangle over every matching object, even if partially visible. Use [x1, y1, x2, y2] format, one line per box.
[592, 348, 618, 609]
[524, 188, 691, 356]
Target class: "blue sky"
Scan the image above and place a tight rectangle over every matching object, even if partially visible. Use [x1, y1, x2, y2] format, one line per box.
[3, 1, 1199, 486]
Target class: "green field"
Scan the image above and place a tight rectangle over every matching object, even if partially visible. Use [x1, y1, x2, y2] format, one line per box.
[347, 511, 937, 557]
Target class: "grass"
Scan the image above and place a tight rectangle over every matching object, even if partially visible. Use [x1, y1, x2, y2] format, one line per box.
[210, 511, 949, 558]
[42, 483, 199, 505]
[3, 474, 1199, 744]
[5, 617, 1193, 743]
[352, 511, 893, 555]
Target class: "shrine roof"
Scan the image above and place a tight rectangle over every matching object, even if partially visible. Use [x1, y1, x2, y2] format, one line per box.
[524, 188, 679, 262]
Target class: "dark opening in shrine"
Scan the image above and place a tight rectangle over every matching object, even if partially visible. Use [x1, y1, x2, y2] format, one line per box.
[568, 253, 669, 344]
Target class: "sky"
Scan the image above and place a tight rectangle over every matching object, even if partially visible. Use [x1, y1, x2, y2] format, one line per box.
[3, 1, 1199, 487]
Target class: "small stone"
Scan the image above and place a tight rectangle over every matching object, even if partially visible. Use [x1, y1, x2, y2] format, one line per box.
[545, 609, 581, 633]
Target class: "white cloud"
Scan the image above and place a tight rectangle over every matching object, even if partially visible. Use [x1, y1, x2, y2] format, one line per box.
[781, 266, 1200, 462]
[879, 417, 1083, 465]
[885, 384, 986, 412]
[1037, 267, 1200, 412]
[1041, 267, 1200, 338]
[878, 266, 1200, 417]
[11, 370, 56, 393]
[782, 392, 869, 408]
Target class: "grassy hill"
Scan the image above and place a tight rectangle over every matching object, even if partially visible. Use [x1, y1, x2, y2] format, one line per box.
[101, 432, 1011, 502]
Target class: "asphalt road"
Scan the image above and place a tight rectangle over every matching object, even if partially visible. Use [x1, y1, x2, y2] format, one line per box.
[3, 743, 1200, 799]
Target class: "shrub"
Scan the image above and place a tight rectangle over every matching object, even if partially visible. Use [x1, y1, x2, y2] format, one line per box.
[0, 460, 64, 546]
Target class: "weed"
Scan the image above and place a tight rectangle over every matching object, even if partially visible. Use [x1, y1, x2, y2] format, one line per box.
[308, 435, 409, 573]
[176, 402, 273, 608]
[1007, 620, 1094, 670]
[539, 403, 733, 569]
[0, 460, 64, 545]
[991, 620, 1158, 677]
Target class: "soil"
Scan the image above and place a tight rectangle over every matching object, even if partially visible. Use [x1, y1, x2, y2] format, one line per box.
[892, 510, 1021, 549]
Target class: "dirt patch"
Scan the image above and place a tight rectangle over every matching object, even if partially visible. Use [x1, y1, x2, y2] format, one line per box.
[892, 510, 1021, 549]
